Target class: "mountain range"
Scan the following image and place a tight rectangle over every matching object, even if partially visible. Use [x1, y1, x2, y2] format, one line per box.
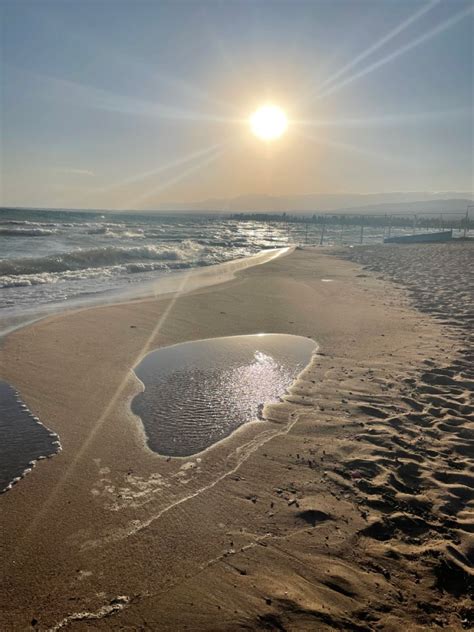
[156, 192, 473, 216]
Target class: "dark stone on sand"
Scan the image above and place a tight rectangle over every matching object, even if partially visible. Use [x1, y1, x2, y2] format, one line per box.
[297, 509, 330, 526]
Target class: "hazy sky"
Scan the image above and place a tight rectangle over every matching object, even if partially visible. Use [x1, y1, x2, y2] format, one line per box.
[1, 0, 473, 210]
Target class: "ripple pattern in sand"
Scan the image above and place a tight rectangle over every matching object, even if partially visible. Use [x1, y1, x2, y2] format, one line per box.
[131, 334, 316, 457]
[335, 241, 474, 604]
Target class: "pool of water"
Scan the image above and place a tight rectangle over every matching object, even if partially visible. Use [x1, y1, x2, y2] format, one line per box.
[131, 333, 317, 457]
[0, 381, 60, 493]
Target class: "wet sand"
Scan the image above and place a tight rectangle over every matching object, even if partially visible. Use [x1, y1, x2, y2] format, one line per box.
[0, 244, 472, 630]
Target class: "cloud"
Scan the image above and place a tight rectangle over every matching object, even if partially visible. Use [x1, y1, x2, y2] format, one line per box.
[53, 168, 95, 176]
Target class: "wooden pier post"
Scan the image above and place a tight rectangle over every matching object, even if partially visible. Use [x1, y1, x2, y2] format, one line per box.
[319, 216, 326, 246]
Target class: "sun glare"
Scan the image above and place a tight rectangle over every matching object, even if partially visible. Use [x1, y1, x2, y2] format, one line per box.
[250, 104, 288, 141]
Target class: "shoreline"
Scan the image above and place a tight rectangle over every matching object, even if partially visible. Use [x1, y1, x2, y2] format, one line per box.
[1, 244, 472, 630]
[0, 246, 290, 339]
[0, 380, 62, 494]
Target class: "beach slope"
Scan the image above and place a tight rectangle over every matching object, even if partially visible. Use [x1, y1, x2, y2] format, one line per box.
[0, 245, 472, 630]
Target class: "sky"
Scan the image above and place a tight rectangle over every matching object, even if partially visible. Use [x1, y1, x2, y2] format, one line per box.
[1, 0, 473, 211]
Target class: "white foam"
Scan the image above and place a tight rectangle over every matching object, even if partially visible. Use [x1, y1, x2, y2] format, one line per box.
[0, 247, 290, 338]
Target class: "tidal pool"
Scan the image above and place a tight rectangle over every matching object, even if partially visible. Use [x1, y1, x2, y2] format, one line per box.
[132, 334, 317, 457]
[0, 380, 60, 493]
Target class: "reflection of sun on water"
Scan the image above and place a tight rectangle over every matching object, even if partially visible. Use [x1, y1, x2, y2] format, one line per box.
[250, 104, 288, 141]
[132, 334, 316, 456]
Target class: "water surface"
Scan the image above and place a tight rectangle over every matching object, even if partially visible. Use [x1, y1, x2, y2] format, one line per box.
[132, 334, 316, 456]
[0, 381, 60, 492]
[1, 208, 436, 329]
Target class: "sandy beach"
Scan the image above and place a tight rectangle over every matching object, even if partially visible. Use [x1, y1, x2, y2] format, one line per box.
[1, 244, 472, 630]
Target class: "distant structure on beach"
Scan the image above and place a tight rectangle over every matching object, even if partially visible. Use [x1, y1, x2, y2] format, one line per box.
[229, 209, 472, 245]
[229, 210, 471, 230]
[384, 230, 453, 244]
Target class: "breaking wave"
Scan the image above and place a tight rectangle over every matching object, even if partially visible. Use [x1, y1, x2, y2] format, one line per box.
[0, 262, 197, 288]
[0, 227, 59, 237]
[0, 210, 288, 316]
[0, 242, 203, 283]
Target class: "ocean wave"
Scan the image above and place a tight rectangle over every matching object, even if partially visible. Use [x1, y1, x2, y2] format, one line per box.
[0, 260, 196, 288]
[103, 230, 145, 239]
[0, 220, 52, 226]
[0, 227, 59, 236]
[84, 225, 144, 238]
[85, 224, 122, 234]
[85, 226, 108, 235]
[0, 242, 203, 277]
[0, 266, 123, 288]
[125, 261, 191, 273]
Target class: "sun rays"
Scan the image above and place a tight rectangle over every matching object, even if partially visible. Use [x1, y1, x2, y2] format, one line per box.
[296, 130, 413, 167]
[314, 0, 441, 96]
[126, 144, 227, 210]
[306, 2, 473, 103]
[80, 2, 471, 203]
[293, 107, 472, 131]
[31, 0, 472, 210]
[19, 266, 201, 545]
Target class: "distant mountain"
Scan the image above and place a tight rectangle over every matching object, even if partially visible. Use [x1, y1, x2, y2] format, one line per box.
[157, 192, 473, 215]
[326, 198, 473, 217]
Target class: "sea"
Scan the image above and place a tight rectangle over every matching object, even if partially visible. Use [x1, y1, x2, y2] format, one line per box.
[0, 207, 451, 336]
[0, 208, 288, 332]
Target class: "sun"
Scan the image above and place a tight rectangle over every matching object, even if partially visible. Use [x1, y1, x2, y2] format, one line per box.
[250, 104, 288, 141]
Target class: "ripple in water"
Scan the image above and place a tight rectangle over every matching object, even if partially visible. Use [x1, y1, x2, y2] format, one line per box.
[0, 381, 60, 493]
[132, 334, 317, 456]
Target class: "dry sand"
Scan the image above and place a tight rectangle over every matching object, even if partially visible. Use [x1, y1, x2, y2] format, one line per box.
[0, 244, 472, 630]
